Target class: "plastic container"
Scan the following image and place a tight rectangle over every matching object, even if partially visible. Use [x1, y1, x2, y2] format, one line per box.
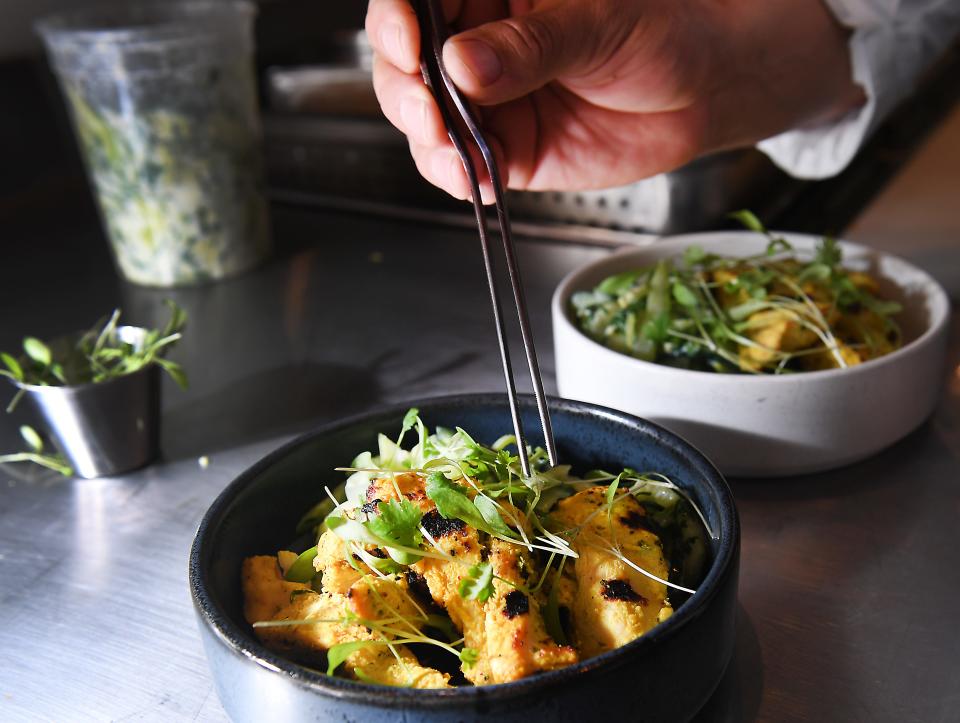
[37, 1, 271, 287]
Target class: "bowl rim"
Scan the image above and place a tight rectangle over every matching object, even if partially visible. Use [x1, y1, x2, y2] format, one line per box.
[189, 393, 739, 708]
[551, 231, 951, 384]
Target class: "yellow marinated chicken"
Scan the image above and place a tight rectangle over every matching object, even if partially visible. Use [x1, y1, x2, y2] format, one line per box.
[243, 462, 697, 689]
[313, 527, 361, 595]
[550, 487, 673, 658]
[737, 309, 820, 371]
[366, 472, 578, 684]
[798, 301, 897, 370]
[242, 554, 451, 688]
[313, 529, 427, 622]
[414, 530, 578, 685]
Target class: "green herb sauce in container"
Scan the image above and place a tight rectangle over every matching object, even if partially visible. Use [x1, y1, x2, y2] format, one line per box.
[38, 1, 271, 287]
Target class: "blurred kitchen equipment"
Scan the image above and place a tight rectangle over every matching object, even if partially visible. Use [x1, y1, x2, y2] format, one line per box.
[37, 0, 271, 287]
[261, 28, 960, 244]
[261, 30, 786, 241]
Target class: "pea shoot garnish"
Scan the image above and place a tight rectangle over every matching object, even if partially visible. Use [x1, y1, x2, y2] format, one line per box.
[244, 410, 712, 688]
[571, 212, 902, 374]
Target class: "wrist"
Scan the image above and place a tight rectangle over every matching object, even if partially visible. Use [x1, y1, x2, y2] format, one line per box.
[703, 0, 866, 152]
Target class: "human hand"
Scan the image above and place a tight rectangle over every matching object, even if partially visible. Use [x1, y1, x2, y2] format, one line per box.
[366, 0, 864, 200]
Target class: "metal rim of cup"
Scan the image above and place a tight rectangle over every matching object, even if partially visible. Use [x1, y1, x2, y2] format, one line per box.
[10, 325, 159, 394]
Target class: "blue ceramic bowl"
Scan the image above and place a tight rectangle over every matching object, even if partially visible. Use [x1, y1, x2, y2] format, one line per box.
[189, 394, 739, 722]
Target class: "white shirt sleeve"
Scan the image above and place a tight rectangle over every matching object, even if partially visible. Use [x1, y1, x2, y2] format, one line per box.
[756, 0, 960, 179]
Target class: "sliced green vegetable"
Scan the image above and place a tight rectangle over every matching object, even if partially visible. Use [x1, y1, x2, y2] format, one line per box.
[326, 640, 379, 676]
[284, 546, 319, 583]
[543, 581, 568, 646]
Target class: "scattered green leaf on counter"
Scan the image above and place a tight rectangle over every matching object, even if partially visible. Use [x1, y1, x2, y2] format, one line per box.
[0, 425, 73, 477]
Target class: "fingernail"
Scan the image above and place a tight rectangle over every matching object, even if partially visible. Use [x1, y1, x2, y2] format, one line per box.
[451, 39, 503, 87]
[379, 22, 404, 65]
[400, 95, 428, 140]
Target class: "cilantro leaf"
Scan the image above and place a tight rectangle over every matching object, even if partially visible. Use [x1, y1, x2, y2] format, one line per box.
[365, 498, 423, 565]
[425, 473, 513, 538]
[425, 473, 486, 528]
[458, 562, 494, 602]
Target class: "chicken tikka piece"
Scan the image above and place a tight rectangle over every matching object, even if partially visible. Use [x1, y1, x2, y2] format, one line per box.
[240, 411, 707, 689]
[549, 487, 674, 658]
[241, 554, 451, 688]
[365, 472, 579, 685]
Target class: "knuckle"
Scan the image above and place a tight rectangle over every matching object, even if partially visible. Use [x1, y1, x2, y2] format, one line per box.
[499, 15, 558, 66]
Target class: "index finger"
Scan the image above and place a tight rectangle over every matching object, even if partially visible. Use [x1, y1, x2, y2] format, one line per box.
[366, 0, 495, 73]
[365, 0, 421, 74]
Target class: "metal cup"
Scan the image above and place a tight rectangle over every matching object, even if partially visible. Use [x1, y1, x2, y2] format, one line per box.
[15, 327, 162, 478]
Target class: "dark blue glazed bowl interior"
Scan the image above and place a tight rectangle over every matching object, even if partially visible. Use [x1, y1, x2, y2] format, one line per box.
[190, 394, 740, 722]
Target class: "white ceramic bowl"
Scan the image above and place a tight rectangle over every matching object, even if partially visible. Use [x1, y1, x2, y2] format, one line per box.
[552, 232, 951, 477]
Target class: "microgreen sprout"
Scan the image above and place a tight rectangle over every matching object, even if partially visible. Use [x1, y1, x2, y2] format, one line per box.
[570, 211, 902, 374]
[0, 425, 73, 476]
[0, 301, 188, 401]
[261, 409, 713, 686]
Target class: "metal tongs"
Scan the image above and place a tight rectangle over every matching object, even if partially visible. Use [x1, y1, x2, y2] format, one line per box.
[414, 0, 556, 477]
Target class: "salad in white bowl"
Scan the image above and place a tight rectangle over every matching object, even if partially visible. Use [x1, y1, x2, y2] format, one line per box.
[552, 220, 950, 477]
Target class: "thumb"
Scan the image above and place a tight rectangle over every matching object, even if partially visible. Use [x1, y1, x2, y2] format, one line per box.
[442, 4, 602, 104]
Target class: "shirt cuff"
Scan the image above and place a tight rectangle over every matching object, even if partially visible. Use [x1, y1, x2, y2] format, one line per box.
[755, 25, 882, 180]
[757, 0, 960, 179]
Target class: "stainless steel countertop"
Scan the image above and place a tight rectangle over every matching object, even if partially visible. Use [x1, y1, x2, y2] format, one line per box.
[0, 204, 957, 723]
